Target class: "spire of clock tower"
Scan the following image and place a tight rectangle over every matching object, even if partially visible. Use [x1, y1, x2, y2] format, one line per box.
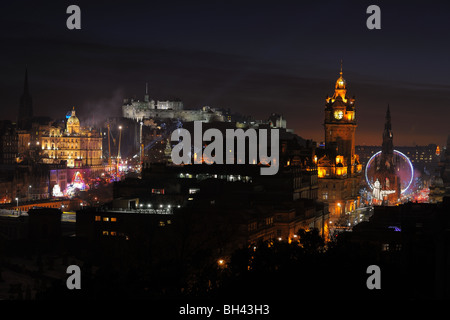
[333, 61, 347, 100]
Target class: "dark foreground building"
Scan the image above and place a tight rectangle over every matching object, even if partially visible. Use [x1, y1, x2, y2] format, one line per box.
[343, 198, 450, 298]
[0, 207, 62, 242]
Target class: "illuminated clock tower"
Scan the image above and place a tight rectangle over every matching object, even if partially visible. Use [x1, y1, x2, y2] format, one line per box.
[317, 63, 362, 227]
[324, 64, 357, 173]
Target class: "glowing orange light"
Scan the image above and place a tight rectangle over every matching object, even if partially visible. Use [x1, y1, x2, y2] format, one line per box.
[318, 168, 326, 178]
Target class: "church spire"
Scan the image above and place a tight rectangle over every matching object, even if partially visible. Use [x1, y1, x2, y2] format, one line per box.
[18, 67, 33, 129]
[385, 104, 392, 131]
[382, 104, 394, 163]
[24, 66, 29, 93]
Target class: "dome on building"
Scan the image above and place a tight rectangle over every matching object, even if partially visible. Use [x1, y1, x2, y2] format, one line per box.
[67, 107, 79, 124]
[66, 107, 80, 134]
[67, 115, 80, 126]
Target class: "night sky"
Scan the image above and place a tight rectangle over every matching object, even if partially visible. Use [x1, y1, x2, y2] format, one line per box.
[1, 0, 449, 146]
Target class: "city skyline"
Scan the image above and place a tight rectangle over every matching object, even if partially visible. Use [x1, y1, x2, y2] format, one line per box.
[1, 1, 450, 303]
[0, 1, 449, 147]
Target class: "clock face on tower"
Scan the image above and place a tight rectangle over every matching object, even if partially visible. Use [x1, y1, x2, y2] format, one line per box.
[334, 110, 344, 120]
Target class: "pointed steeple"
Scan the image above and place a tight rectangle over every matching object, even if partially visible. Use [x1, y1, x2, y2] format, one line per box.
[18, 67, 33, 129]
[24, 67, 29, 93]
[385, 104, 392, 131]
[382, 104, 394, 162]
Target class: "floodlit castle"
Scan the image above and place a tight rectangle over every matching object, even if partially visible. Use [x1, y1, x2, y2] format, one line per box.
[122, 85, 225, 123]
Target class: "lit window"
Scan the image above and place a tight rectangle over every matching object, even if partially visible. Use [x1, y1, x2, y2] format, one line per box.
[102, 231, 109, 236]
[110, 217, 117, 222]
[95, 216, 101, 221]
[103, 217, 109, 222]
[110, 231, 117, 236]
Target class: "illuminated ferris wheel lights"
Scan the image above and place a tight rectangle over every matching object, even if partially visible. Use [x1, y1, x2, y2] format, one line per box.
[365, 149, 414, 194]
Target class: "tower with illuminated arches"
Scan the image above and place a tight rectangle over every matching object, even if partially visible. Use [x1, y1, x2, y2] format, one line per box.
[317, 64, 363, 226]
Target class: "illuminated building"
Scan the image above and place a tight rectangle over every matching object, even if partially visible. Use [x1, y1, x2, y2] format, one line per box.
[317, 65, 362, 224]
[39, 107, 103, 168]
[122, 86, 224, 122]
[76, 206, 174, 242]
[268, 113, 287, 129]
[356, 144, 440, 172]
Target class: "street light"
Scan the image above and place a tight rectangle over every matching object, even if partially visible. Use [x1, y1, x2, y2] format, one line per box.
[15, 197, 18, 208]
[117, 125, 123, 174]
[336, 202, 342, 217]
[118, 126, 123, 158]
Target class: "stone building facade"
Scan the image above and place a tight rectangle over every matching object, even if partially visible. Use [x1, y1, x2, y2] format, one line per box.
[122, 94, 224, 123]
[39, 108, 102, 168]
